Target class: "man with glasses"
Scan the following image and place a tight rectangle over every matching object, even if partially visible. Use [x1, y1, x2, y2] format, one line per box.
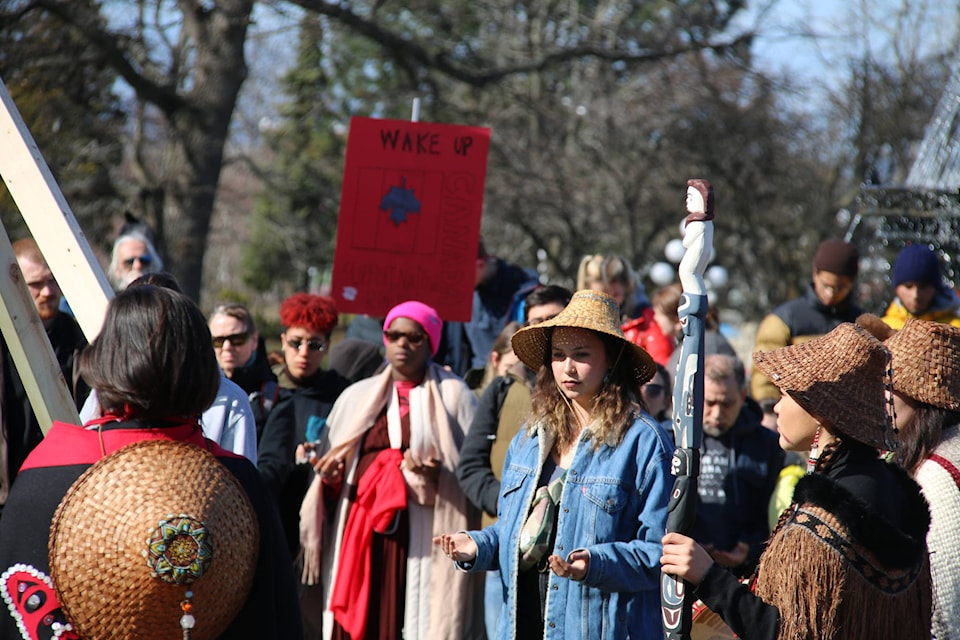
[108, 230, 163, 291]
[750, 239, 862, 425]
[1, 239, 89, 518]
[690, 354, 783, 580]
[209, 303, 279, 435]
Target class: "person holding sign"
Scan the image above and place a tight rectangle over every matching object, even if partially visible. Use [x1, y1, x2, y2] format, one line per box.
[434, 290, 674, 639]
[661, 323, 932, 640]
[300, 300, 482, 640]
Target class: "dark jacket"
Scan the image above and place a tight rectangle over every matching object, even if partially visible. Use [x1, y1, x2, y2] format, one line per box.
[0, 420, 303, 640]
[258, 367, 350, 556]
[689, 398, 783, 574]
[456, 373, 532, 526]
[695, 442, 931, 640]
[751, 284, 863, 403]
[442, 258, 538, 376]
[1, 312, 88, 510]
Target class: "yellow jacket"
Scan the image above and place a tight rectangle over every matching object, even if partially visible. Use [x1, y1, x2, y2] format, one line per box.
[881, 296, 960, 330]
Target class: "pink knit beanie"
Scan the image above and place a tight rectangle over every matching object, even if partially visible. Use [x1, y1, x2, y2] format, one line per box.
[383, 301, 443, 356]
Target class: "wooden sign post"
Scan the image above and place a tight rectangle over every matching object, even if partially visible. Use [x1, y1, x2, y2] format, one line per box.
[0, 76, 115, 431]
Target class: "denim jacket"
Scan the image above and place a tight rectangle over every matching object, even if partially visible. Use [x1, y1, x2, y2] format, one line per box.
[465, 411, 675, 639]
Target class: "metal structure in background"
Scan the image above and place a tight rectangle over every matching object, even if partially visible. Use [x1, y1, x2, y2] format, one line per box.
[845, 187, 960, 314]
[845, 57, 960, 315]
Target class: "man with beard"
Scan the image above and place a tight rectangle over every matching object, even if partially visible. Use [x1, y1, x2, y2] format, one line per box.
[688, 353, 783, 578]
[108, 229, 163, 292]
[0, 238, 88, 517]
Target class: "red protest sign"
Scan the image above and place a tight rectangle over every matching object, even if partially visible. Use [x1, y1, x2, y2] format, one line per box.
[331, 117, 490, 322]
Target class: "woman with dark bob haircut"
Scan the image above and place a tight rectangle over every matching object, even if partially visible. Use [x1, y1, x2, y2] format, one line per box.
[0, 284, 304, 639]
[81, 285, 220, 418]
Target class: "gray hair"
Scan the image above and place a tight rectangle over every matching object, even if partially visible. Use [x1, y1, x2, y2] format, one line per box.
[704, 353, 746, 390]
[108, 231, 164, 290]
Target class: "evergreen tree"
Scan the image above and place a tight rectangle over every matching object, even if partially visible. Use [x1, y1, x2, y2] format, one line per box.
[0, 0, 124, 243]
[243, 13, 413, 293]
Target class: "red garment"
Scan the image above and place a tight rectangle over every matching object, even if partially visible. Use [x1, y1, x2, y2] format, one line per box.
[621, 306, 674, 365]
[20, 418, 239, 470]
[330, 448, 407, 639]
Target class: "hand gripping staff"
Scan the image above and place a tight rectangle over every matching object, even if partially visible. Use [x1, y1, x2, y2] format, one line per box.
[661, 179, 715, 640]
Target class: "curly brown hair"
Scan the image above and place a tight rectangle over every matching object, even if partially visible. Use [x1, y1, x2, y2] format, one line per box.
[528, 328, 642, 451]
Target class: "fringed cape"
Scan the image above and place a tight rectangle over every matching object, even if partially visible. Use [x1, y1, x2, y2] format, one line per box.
[755, 467, 932, 640]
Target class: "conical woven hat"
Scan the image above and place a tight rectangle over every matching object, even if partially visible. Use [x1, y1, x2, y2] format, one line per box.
[49, 440, 259, 640]
[885, 319, 960, 411]
[752, 323, 895, 450]
[511, 289, 656, 386]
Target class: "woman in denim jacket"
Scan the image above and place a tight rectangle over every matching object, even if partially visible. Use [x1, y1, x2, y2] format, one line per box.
[436, 290, 675, 639]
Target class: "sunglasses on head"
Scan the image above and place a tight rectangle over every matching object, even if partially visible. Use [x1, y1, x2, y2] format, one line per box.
[212, 332, 250, 348]
[286, 338, 327, 353]
[122, 255, 153, 268]
[383, 329, 427, 346]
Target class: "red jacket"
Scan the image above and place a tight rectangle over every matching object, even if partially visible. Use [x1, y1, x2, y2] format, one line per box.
[622, 306, 674, 365]
[330, 448, 407, 639]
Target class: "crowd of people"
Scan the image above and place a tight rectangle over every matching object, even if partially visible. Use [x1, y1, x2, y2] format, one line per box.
[0, 212, 959, 640]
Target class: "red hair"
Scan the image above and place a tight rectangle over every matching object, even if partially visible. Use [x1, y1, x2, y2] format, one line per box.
[279, 293, 339, 335]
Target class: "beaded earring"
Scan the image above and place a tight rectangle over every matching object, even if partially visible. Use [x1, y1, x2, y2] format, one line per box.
[882, 353, 899, 452]
[806, 425, 821, 474]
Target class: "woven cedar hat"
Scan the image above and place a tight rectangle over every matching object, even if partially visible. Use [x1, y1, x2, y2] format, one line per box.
[49, 440, 259, 640]
[511, 289, 656, 386]
[884, 319, 960, 411]
[752, 323, 896, 450]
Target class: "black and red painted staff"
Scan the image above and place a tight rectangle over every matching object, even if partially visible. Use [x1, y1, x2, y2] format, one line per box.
[661, 179, 715, 640]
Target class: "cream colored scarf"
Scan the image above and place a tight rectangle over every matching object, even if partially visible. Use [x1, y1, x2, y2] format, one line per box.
[299, 363, 483, 639]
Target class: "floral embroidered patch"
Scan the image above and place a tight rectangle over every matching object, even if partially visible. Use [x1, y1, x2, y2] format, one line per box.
[144, 515, 212, 584]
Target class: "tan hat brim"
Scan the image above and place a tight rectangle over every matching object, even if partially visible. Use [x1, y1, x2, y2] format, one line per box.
[511, 290, 655, 386]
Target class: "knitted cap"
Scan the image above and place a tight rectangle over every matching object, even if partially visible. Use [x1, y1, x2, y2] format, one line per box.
[885, 320, 960, 411]
[511, 289, 656, 386]
[813, 239, 860, 278]
[752, 323, 896, 450]
[383, 300, 443, 356]
[892, 244, 941, 287]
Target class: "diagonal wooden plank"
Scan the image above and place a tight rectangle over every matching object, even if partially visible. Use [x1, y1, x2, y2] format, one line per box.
[0, 74, 111, 433]
[0, 76, 113, 341]
[0, 221, 80, 430]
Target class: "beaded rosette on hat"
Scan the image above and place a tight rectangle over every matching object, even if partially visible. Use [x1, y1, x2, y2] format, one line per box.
[752, 323, 898, 451]
[49, 440, 259, 640]
[510, 289, 656, 386]
[884, 319, 960, 411]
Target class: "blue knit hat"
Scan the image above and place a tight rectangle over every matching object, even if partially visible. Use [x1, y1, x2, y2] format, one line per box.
[892, 244, 941, 287]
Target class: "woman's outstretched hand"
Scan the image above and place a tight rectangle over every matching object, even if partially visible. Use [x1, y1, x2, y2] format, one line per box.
[661, 532, 714, 586]
[548, 550, 589, 581]
[433, 532, 478, 563]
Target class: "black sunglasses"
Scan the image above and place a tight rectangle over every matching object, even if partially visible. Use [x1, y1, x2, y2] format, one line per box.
[122, 254, 154, 268]
[212, 332, 250, 348]
[286, 338, 327, 353]
[643, 383, 665, 397]
[383, 329, 427, 346]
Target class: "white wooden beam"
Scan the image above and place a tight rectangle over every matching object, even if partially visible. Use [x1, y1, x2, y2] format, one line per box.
[0, 221, 81, 431]
[0, 76, 113, 342]
[0, 74, 111, 433]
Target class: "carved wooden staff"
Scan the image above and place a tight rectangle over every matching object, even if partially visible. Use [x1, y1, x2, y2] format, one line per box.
[661, 179, 715, 640]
